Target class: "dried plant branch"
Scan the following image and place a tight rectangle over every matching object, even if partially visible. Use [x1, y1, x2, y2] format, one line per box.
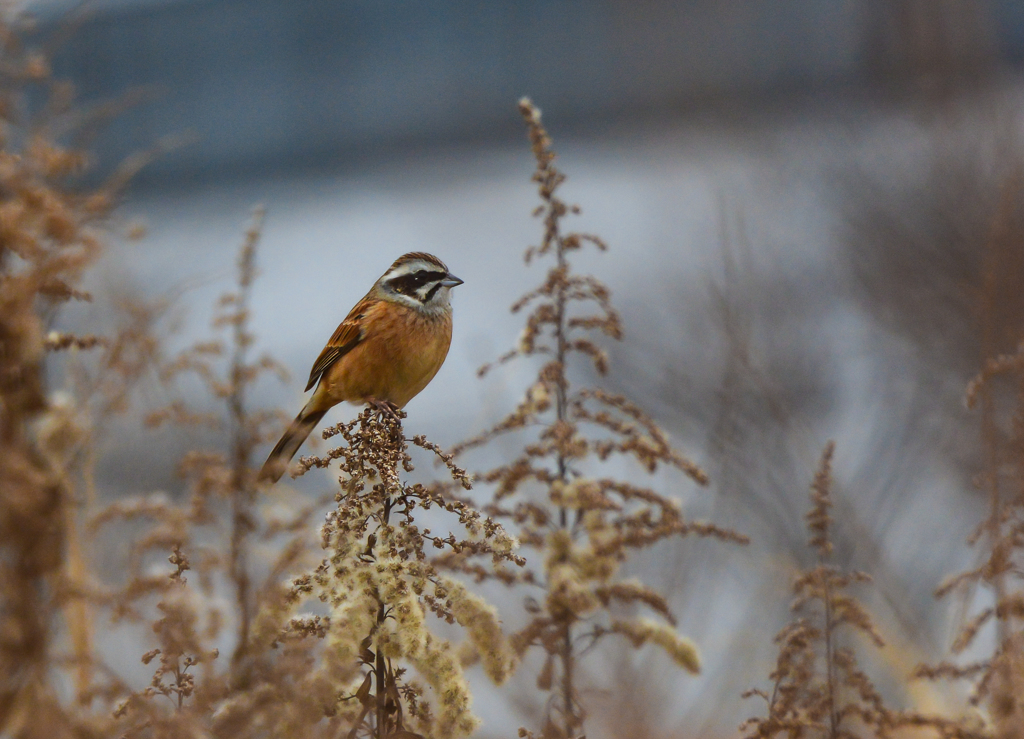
[0, 15, 130, 735]
[912, 301, 1024, 738]
[286, 406, 520, 739]
[741, 443, 899, 739]
[453, 98, 746, 739]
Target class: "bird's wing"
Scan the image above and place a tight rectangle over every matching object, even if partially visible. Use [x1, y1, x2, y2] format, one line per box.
[304, 296, 371, 392]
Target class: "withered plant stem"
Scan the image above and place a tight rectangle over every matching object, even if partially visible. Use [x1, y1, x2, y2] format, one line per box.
[741, 441, 897, 738]
[228, 210, 263, 666]
[979, 171, 1020, 649]
[456, 98, 731, 739]
[302, 406, 517, 737]
[546, 117, 580, 739]
[0, 18, 119, 731]
[821, 556, 838, 737]
[375, 497, 393, 739]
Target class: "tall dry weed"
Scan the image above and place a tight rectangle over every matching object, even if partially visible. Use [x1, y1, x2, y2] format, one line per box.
[844, 114, 1024, 739]
[0, 13, 132, 736]
[741, 442, 900, 739]
[272, 405, 521, 739]
[451, 98, 747, 739]
[906, 337, 1024, 739]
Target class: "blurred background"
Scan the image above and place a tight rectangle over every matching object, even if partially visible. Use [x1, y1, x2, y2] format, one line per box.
[24, 1, 1024, 736]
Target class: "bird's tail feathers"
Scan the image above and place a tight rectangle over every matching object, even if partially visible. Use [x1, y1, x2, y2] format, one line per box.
[258, 401, 327, 483]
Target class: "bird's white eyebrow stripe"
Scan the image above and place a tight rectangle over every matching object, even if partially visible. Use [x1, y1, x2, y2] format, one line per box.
[382, 260, 446, 281]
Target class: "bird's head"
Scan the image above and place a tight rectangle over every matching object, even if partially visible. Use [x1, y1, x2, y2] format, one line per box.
[377, 252, 463, 314]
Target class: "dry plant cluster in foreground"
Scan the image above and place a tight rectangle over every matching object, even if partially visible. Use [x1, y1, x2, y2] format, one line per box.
[1, 19, 1023, 739]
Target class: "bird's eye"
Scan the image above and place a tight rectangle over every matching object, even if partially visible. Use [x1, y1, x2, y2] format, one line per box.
[388, 271, 437, 297]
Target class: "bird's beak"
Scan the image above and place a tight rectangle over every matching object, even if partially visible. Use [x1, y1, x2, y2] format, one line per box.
[441, 273, 463, 288]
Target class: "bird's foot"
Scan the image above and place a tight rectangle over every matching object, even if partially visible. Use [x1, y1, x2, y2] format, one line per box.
[367, 398, 403, 422]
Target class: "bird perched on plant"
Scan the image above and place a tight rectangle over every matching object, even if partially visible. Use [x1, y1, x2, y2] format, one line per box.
[259, 252, 462, 483]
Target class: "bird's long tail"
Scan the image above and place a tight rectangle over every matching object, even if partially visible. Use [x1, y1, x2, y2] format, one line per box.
[258, 400, 327, 483]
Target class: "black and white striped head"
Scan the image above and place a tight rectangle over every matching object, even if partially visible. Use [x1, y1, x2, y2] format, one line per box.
[376, 252, 463, 313]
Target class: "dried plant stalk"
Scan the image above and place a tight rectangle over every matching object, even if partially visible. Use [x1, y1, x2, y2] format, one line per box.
[83, 212, 345, 739]
[0, 14, 128, 735]
[741, 442, 898, 739]
[454, 98, 746, 739]
[286, 407, 521, 739]
[910, 337, 1024, 739]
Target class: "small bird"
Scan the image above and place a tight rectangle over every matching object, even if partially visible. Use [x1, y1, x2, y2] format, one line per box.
[259, 252, 463, 483]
